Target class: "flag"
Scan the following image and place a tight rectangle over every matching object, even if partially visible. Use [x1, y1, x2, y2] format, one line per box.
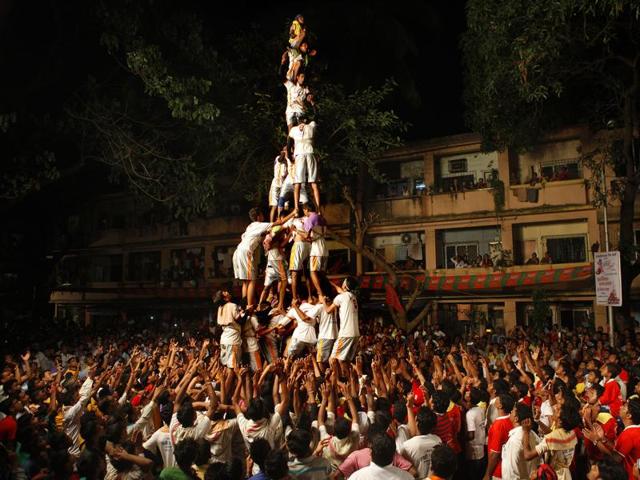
[385, 284, 405, 314]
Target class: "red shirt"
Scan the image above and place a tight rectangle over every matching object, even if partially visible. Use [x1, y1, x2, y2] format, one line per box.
[584, 413, 617, 461]
[487, 415, 514, 478]
[434, 413, 454, 450]
[600, 379, 623, 417]
[615, 425, 640, 480]
[620, 369, 629, 384]
[0, 415, 17, 442]
[446, 403, 463, 454]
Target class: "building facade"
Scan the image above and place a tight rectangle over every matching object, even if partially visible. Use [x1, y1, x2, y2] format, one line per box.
[49, 127, 640, 334]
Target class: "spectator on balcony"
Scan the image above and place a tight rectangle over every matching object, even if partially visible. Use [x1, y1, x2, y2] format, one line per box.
[481, 253, 494, 268]
[552, 166, 569, 181]
[540, 252, 553, 265]
[525, 252, 540, 265]
[450, 256, 468, 269]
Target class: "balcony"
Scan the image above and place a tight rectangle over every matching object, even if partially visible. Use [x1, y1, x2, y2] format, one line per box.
[366, 195, 426, 221]
[508, 179, 589, 209]
[427, 188, 496, 217]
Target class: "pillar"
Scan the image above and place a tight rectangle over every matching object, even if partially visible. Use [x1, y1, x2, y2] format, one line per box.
[425, 227, 437, 270]
[503, 299, 517, 334]
[594, 302, 607, 330]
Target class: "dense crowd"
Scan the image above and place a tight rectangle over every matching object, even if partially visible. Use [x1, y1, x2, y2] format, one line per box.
[2, 294, 640, 480]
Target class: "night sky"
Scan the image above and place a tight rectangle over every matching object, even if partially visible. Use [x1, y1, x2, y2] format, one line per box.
[0, 0, 466, 139]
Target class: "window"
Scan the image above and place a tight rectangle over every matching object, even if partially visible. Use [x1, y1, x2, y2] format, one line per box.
[448, 158, 468, 173]
[368, 233, 424, 271]
[89, 255, 123, 282]
[545, 236, 586, 263]
[168, 248, 204, 282]
[374, 159, 424, 199]
[444, 243, 478, 268]
[211, 246, 235, 278]
[434, 151, 498, 193]
[128, 251, 161, 282]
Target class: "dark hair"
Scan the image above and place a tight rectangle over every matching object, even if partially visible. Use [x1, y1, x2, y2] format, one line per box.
[392, 400, 407, 423]
[416, 407, 437, 435]
[77, 449, 105, 480]
[343, 276, 358, 292]
[606, 362, 621, 378]
[334, 416, 351, 439]
[175, 439, 198, 472]
[370, 433, 396, 467]
[431, 391, 449, 414]
[590, 383, 604, 398]
[264, 449, 290, 480]
[628, 398, 640, 424]
[374, 410, 392, 430]
[431, 444, 458, 478]
[248, 207, 262, 222]
[493, 379, 510, 395]
[250, 439, 271, 472]
[596, 458, 628, 480]
[558, 404, 581, 431]
[498, 394, 515, 415]
[194, 439, 211, 466]
[469, 387, 483, 406]
[287, 429, 312, 458]
[177, 401, 196, 428]
[245, 398, 268, 421]
[514, 403, 533, 424]
[515, 382, 529, 399]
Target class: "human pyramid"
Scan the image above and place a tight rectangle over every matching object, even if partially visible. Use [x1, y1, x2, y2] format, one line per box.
[221, 14, 361, 373]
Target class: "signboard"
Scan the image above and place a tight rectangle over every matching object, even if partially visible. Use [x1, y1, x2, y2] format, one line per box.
[595, 251, 622, 306]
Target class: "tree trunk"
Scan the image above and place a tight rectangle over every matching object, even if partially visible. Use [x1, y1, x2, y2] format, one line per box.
[617, 86, 639, 325]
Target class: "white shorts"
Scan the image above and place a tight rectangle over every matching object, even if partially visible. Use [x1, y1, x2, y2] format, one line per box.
[220, 343, 240, 369]
[243, 336, 260, 353]
[316, 338, 335, 363]
[310, 256, 328, 272]
[289, 241, 311, 271]
[279, 179, 309, 207]
[331, 337, 359, 362]
[287, 338, 315, 358]
[269, 182, 281, 207]
[265, 262, 286, 287]
[233, 247, 259, 281]
[293, 153, 318, 184]
[286, 110, 303, 127]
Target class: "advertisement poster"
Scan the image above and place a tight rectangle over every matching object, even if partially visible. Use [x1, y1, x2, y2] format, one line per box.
[594, 251, 622, 306]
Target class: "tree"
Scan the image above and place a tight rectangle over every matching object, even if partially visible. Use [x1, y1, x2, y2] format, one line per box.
[325, 186, 430, 332]
[463, 0, 640, 320]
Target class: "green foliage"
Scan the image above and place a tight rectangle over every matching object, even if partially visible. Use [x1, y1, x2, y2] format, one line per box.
[530, 289, 551, 333]
[60, 0, 406, 219]
[463, 0, 640, 152]
[489, 176, 505, 212]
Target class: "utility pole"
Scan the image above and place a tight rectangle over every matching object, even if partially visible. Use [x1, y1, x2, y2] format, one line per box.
[602, 161, 614, 347]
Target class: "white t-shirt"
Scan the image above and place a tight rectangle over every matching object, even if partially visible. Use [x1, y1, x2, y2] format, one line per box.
[318, 309, 338, 340]
[218, 303, 241, 345]
[502, 426, 541, 480]
[239, 221, 272, 252]
[309, 222, 327, 257]
[169, 411, 212, 445]
[272, 156, 288, 188]
[350, 462, 414, 480]
[237, 412, 284, 449]
[395, 424, 411, 453]
[289, 121, 317, 156]
[334, 291, 360, 337]
[143, 427, 175, 468]
[285, 80, 309, 115]
[399, 433, 442, 479]
[540, 400, 554, 428]
[465, 405, 487, 460]
[288, 303, 322, 343]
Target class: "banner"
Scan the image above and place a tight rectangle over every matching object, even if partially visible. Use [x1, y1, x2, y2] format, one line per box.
[594, 252, 622, 306]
